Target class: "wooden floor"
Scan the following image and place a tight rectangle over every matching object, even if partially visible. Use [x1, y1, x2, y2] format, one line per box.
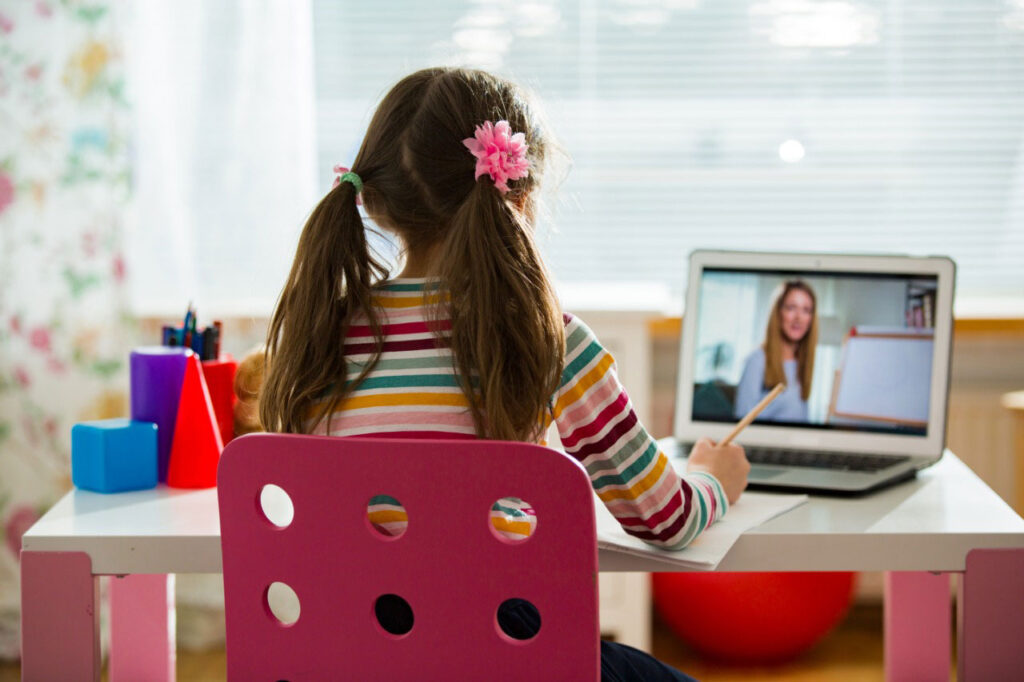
[1, 603, 953, 681]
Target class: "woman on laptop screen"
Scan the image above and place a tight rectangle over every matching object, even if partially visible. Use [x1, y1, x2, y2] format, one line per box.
[735, 280, 818, 423]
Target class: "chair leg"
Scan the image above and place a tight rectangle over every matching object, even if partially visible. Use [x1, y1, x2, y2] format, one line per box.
[110, 573, 177, 682]
[883, 571, 950, 682]
[958, 548, 1024, 680]
[20, 551, 100, 682]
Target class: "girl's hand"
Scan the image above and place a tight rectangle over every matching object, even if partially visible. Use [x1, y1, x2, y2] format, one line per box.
[685, 437, 750, 505]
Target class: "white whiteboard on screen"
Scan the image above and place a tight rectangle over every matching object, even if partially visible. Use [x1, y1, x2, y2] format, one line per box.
[832, 332, 934, 425]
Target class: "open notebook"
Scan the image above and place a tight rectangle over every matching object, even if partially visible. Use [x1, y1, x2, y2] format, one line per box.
[595, 488, 807, 570]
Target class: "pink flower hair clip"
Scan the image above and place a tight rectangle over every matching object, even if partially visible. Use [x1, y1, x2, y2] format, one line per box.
[462, 120, 530, 194]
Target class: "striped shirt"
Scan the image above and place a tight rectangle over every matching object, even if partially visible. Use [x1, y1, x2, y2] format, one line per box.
[309, 278, 728, 549]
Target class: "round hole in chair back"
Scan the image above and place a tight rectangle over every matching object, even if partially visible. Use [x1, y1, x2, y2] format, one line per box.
[497, 598, 541, 641]
[259, 484, 294, 528]
[374, 593, 414, 636]
[366, 494, 408, 539]
[264, 581, 300, 626]
[488, 497, 537, 543]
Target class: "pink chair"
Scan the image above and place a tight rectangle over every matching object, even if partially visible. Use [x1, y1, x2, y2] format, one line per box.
[217, 433, 600, 680]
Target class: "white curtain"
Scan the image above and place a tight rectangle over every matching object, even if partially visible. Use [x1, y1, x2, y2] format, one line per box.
[120, 0, 317, 649]
[124, 0, 318, 318]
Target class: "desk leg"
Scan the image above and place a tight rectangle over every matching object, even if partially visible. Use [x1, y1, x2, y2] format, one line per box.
[109, 573, 176, 682]
[883, 571, 950, 682]
[958, 548, 1024, 680]
[20, 550, 100, 682]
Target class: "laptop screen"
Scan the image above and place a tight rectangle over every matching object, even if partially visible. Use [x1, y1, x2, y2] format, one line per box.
[691, 267, 939, 437]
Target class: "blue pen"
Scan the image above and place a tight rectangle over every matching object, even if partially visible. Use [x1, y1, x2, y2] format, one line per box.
[192, 328, 205, 358]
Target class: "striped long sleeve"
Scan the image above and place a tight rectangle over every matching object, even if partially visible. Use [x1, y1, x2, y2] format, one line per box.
[553, 314, 728, 549]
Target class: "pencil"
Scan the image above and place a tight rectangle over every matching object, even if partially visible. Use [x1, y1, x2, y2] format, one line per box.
[719, 383, 786, 446]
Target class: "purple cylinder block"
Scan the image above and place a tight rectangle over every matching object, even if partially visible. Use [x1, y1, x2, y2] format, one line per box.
[130, 346, 192, 482]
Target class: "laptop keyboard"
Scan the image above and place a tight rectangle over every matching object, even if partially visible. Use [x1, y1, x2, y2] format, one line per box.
[677, 443, 911, 473]
[743, 447, 910, 473]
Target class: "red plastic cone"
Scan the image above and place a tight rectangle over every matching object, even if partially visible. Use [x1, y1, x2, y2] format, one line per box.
[167, 355, 224, 488]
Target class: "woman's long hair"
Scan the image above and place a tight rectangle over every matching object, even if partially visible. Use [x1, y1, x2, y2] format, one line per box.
[762, 280, 818, 401]
[260, 68, 564, 441]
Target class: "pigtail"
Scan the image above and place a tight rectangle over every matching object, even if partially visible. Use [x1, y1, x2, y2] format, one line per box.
[260, 180, 388, 433]
[434, 181, 565, 442]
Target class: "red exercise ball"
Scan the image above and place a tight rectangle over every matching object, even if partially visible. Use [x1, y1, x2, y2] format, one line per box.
[652, 571, 856, 664]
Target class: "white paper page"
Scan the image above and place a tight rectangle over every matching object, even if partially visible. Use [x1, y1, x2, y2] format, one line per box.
[595, 491, 808, 570]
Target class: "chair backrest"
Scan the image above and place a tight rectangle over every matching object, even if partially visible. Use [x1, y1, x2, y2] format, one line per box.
[218, 433, 599, 681]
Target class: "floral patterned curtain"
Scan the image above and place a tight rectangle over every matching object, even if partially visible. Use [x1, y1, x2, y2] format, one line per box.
[0, 0, 133, 658]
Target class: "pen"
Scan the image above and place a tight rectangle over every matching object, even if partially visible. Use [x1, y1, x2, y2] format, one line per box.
[719, 383, 786, 447]
[183, 302, 193, 348]
[201, 326, 215, 360]
[213, 320, 222, 359]
[192, 325, 205, 358]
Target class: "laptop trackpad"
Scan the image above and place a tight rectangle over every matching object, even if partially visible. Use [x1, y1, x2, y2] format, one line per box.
[749, 466, 786, 480]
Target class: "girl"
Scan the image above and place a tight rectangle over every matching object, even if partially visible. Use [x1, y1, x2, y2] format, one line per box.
[735, 280, 819, 423]
[259, 67, 748, 681]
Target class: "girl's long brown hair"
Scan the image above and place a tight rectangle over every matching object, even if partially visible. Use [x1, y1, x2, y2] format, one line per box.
[260, 68, 564, 441]
[763, 280, 818, 401]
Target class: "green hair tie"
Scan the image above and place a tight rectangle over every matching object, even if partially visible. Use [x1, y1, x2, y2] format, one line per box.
[340, 171, 363, 194]
[332, 165, 363, 194]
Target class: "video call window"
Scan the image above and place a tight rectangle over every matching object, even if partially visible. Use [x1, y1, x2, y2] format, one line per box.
[691, 269, 939, 436]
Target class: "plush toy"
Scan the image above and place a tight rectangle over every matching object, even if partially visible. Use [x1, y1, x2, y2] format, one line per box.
[233, 346, 265, 436]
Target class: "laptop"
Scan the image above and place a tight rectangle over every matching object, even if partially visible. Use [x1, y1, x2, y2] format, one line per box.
[664, 250, 956, 495]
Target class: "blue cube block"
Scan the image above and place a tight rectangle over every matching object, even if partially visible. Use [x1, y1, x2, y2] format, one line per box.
[71, 419, 159, 493]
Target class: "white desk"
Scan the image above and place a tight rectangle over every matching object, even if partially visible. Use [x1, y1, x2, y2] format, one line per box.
[21, 452, 1024, 681]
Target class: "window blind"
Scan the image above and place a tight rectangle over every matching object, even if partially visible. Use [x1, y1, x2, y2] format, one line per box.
[312, 0, 1024, 312]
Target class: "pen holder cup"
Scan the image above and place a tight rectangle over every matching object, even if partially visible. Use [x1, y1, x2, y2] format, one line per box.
[201, 355, 237, 446]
